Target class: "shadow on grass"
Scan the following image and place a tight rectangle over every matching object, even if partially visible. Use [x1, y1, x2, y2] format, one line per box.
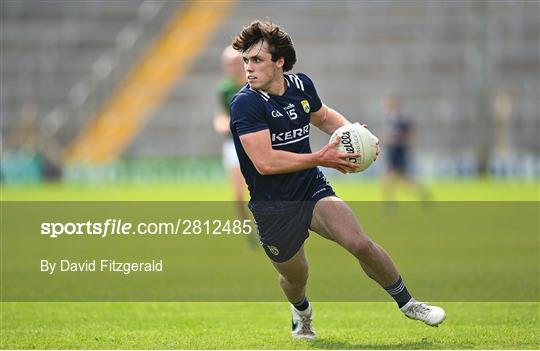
[309, 338, 453, 350]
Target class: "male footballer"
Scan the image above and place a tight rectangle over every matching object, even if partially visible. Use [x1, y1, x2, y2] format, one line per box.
[229, 20, 445, 340]
[381, 95, 432, 202]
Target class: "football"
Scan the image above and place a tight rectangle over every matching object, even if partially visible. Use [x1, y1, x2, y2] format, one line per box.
[329, 122, 379, 172]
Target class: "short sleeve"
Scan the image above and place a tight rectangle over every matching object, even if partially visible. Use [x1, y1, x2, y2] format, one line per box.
[296, 73, 322, 112]
[230, 92, 269, 136]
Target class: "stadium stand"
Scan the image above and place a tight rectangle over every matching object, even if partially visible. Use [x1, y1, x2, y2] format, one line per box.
[2, 0, 177, 149]
[1, 1, 538, 180]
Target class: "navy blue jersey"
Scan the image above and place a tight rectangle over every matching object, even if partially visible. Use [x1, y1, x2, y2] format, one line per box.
[388, 115, 413, 149]
[230, 73, 324, 203]
[386, 114, 414, 173]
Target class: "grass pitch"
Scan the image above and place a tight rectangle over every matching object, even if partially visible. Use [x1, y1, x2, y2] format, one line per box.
[1, 179, 539, 349]
[1, 178, 538, 201]
[1, 302, 538, 349]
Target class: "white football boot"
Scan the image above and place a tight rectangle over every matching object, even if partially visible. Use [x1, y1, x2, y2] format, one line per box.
[400, 299, 446, 326]
[291, 304, 316, 340]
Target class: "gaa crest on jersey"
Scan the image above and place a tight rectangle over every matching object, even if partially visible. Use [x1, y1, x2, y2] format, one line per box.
[301, 100, 310, 113]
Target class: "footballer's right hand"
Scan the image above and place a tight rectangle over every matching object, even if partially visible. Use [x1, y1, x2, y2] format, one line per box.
[316, 136, 360, 174]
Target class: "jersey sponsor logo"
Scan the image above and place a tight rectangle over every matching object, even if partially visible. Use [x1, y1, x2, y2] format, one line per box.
[271, 110, 284, 118]
[271, 124, 310, 146]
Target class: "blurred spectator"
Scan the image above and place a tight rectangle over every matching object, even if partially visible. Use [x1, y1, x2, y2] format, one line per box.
[381, 95, 431, 202]
[213, 46, 257, 247]
[2, 102, 62, 182]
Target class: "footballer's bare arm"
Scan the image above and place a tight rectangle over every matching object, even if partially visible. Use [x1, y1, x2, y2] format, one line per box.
[310, 104, 351, 135]
[239, 129, 359, 175]
[213, 111, 231, 135]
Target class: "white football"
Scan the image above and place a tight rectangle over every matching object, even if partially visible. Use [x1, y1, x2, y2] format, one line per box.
[329, 122, 379, 172]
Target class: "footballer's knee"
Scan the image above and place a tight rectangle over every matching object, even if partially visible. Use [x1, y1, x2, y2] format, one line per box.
[279, 273, 308, 289]
[348, 237, 376, 260]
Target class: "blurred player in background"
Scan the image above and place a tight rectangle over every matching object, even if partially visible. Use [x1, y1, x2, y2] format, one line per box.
[381, 95, 431, 202]
[229, 20, 445, 340]
[213, 46, 257, 248]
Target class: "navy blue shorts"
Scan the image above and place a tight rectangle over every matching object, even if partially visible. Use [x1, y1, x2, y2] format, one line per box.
[249, 174, 336, 263]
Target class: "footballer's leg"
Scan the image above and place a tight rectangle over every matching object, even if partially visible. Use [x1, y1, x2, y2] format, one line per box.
[229, 165, 258, 248]
[310, 196, 399, 286]
[271, 245, 316, 340]
[310, 196, 445, 326]
[382, 169, 398, 202]
[271, 245, 309, 303]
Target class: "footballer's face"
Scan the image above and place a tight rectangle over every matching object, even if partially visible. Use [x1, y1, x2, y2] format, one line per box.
[242, 40, 284, 92]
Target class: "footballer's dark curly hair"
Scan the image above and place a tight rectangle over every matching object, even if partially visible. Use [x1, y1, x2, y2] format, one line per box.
[232, 20, 297, 72]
